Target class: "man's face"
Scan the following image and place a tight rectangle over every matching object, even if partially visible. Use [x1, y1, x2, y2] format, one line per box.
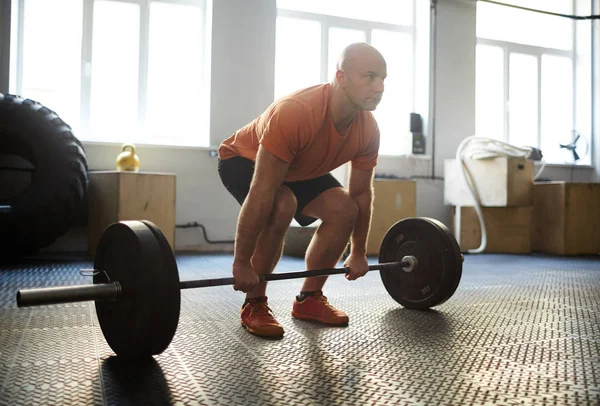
[339, 51, 387, 111]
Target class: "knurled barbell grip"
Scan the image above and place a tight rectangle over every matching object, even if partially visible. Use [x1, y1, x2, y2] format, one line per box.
[17, 282, 122, 307]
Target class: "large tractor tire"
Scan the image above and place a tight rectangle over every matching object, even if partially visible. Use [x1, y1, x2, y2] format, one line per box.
[0, 94, 89, 261]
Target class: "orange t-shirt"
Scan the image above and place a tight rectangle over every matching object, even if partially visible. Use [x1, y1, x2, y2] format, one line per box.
[218, 83, 380, 182]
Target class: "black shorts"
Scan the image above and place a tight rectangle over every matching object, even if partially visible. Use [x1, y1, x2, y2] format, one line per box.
[217, 156, 342, 227]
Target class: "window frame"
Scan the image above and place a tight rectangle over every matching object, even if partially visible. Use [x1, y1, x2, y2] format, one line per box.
[10, 0, 210, 147]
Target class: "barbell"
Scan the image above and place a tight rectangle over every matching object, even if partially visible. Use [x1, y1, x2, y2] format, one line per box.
[16, 217, 463, 358]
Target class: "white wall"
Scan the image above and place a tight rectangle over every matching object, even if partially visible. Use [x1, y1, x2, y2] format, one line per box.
[209, 0, 276, 146]
[432, 0, 476, 180]
[36, 0, 598, 253]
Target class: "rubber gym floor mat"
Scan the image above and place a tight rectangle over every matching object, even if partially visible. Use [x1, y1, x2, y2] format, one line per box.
[0, 253, 599, 405]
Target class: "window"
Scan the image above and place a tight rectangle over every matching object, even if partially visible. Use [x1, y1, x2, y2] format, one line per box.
[14, 0, 84, 130]
[275, 0, 425, 156]
[9, 0, 209, 147]
[475, 45, 504, 141]
[476, 0, 591, 164]
[274, 17, 321, 99]
[508, 53, 538, 148]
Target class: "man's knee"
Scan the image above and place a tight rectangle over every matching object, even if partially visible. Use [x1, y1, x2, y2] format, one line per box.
[324, 191, 359, 226]
[271, 186, 297, 231]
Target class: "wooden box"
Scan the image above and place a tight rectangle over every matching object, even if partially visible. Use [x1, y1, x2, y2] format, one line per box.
[532, 182, 600, 255]
[451, 206, 533, 253]
[444, 157, 534, 207]
[88, 171, 176, 257]
[367, 179, 417, 255]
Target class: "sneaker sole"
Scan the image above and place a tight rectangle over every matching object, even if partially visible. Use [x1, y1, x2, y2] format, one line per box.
[241, 322, 284, 338]
[291, 310, 349, 326]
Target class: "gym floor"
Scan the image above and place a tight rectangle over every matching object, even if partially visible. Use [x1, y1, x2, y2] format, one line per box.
[0, 253, 599, 405]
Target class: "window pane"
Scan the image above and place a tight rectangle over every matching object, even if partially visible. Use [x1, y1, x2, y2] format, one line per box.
[21, 0, 83, 130]
[90, 1, 140, 142]
[476, 44, 504, 141]
[371, 30, 412, 155]
[477, 0, 573, 50]
[327, 28, 366, 80]
[508, 53, 538, 147]
[274, 17, 321, 99]
[277, 0, 413, 26]
[541, 55, 573, 163]
[147, 2, 205, 145]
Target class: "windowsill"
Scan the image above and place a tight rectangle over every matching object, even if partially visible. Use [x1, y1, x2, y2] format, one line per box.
[534, 161, 594, 169]
[82, 140, 215, 151]
[378, 153, 432, 160]
[379, 155, 594, 169]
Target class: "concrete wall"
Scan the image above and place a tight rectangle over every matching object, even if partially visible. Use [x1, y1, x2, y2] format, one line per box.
[1, 0, 597, 253]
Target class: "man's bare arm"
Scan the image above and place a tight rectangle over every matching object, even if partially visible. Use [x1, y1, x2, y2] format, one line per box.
[234, 145, 290, 266]
[347, 166, 374, 256]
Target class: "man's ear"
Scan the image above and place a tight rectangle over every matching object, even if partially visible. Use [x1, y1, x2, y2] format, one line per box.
[335, 69, 346, 87]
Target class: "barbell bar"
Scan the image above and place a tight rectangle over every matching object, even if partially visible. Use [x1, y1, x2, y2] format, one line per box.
[16, 260, 413, 307]
[14, 217, 463, 358]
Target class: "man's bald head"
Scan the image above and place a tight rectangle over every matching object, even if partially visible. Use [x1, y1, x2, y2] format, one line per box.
[335, 43, 385, 73]
[332, 42, 386, 112]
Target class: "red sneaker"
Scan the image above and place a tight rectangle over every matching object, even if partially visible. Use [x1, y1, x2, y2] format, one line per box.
[291, 291, 349, 326]
[240, 297, 284, 337]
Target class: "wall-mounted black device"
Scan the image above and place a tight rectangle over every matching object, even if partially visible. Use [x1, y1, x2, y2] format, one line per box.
[410, 112, 425, 154]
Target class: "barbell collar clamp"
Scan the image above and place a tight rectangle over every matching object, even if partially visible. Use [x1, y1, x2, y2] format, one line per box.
[401, 255, 418, 273]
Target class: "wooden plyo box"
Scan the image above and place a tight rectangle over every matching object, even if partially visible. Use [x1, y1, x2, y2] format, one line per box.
[367, 179, 417, 255]
[532, 182, 600, 255]
[451, 206, 533, 254]
[88, 171, 176, 257]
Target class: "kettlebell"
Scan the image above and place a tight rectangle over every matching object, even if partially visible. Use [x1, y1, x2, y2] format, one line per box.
[116, 143, 140, 172]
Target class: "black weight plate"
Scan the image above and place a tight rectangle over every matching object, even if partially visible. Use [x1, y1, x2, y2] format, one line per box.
[93, 221, 180, 358]
[378, 217, 462, 310]
[139, 220, 181, 355]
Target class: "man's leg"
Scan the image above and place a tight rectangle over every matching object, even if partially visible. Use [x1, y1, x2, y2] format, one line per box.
[218, 157, 296, 337]
[290, 187, 358, 325]
[300, 187, 358, 291]
[238, 185, 296, 338]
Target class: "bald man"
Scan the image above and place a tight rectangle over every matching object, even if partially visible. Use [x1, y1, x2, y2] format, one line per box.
[217, 43, 387, 338]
